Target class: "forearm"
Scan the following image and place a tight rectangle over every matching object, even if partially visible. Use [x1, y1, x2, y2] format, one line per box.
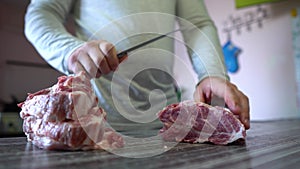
[176, 0, 229, 82]
[24, 0, 84, 75]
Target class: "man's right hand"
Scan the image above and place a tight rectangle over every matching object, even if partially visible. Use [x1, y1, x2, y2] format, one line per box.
[68, 40, 127, 78]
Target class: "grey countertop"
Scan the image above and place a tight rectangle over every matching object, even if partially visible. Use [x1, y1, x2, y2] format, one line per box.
[1, 120, 300, 169]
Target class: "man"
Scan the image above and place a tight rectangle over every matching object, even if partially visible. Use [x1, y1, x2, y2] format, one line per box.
[24, 0, 250, 132]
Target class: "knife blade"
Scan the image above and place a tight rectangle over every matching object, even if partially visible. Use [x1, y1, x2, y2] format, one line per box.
[116, 27, 189, 59]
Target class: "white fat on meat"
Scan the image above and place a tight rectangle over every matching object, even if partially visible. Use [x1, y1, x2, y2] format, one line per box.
[18, 72, 124, 150]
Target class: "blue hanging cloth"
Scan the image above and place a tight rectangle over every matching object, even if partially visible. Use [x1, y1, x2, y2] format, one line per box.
[222, 40, 242, 73]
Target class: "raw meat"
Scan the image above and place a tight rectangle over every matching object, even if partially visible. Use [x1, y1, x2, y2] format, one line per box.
[157, 100, 246, 145]
[18, 72, 124, 150]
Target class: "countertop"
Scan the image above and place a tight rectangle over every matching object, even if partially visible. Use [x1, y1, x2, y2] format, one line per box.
[1, 120, 300, 169]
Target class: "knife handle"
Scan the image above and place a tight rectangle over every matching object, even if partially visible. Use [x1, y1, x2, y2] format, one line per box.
[117, 52, 127, 58]
[117, 52, 128, 62]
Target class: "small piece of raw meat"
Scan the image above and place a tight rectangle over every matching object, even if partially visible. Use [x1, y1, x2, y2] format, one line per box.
[157, 100, 246, 145]
[18, 72, 124, 150]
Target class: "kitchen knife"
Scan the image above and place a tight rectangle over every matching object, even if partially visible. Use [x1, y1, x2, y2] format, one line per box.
[116, 27, 190, 59]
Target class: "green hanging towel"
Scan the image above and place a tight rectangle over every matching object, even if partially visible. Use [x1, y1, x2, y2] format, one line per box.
[235, 0, 284, 8]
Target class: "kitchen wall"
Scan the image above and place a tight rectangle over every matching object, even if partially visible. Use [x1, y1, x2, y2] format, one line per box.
[0, 0, 63, 110]
[175, 0, 300, 120]
[0, 0, 299, 121]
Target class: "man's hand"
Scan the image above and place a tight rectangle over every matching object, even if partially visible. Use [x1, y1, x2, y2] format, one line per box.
[68, 40, 127, 78]
[193, 77, 250, 129]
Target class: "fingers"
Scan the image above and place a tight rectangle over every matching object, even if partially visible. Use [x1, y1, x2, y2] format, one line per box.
[193, 88, 205, 103]
[77, 52, 98, 77]
[87, 45, 110, 75]
[68, 40, 122, 78]
[99, 42, 119, 71]
[234, 91, 250, 129]
[224, 85, 250, 129]
[73, 61, 85, 74]
[194, 77, 250, 129]
[193, 87, 211, 104]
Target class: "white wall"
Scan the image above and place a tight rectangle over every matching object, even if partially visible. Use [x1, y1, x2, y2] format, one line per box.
[174, 0, 300, 120]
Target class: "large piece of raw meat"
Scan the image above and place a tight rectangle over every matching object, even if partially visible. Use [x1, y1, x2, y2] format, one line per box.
[157, 100, 246, 145]
[18, 72, 124, 150]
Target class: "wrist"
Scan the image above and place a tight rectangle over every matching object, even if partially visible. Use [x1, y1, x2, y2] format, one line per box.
[195, 75, 229, 88]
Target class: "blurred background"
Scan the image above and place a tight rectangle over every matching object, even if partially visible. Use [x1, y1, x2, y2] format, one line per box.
[175, 0, 300, 121]
[0, 0, 299, 137]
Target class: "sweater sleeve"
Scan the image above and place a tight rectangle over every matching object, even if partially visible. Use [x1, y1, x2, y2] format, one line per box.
[176, 0, 229, 82]
[24, 0, 85, 75]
